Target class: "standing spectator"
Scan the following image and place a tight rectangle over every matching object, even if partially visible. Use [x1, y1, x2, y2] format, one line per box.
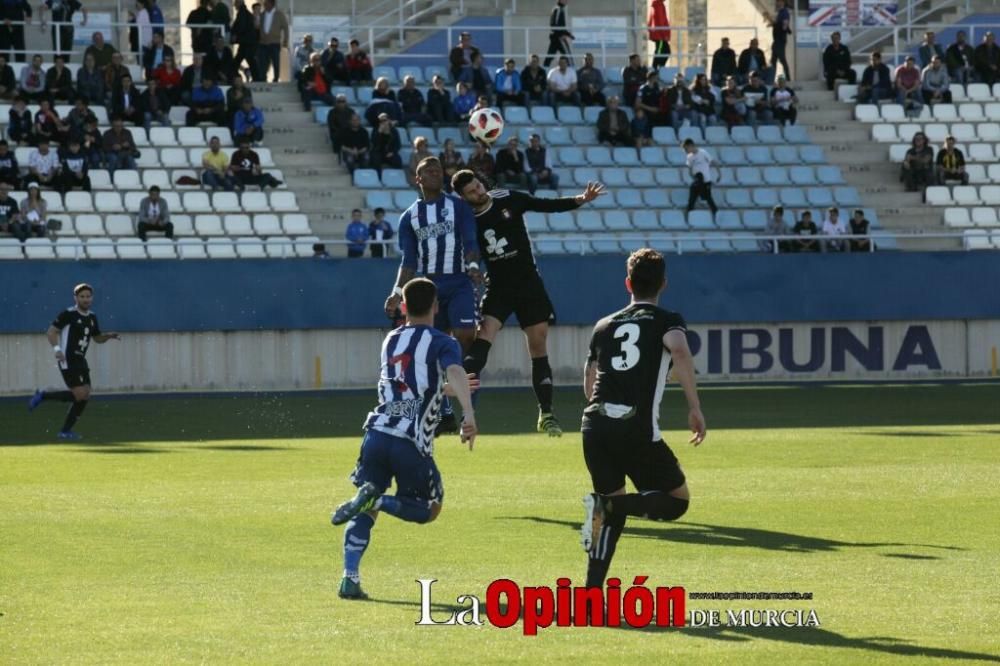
[901, 131, 934, 193]
[321, 36, 349, 85]
[29, 140, 61, 188]
[936, 135, 968, 185]
[459, 51, 493, 100]
[140, 77, 171, 129]
[46, 56, 74, 103]
[75, 52, 104, 104]
[767, 0, 792, 81]
[149, 0, 163, 36]
[427, 75, 456, 123]
[292, 33, 314, 81]
[822, 32, 856, 91]
[345, 208, 367, 258]
[0, 139, 19, 187]
[201, 135, 238, 189]
[84, 31, 115, 68]
[345, 39, 372, 83]
[544, 0, 573, 68]
[180, 53, 206, 104]
[597, 95, 631, 146]
[521, 54, 547, 105]
[525, 133, 559, 191]
[683, 138, 718, 215]
[737, 38, 768, 85]
[664, 72, 692, 129]
[40, 0, 86, 62]
[624, 54, 651, 109]
[208, 0, 229, 40]
[298, 52, 333, 111]
[630, 108, 653, 147]
[153, 55, 183, 105]
[77, 115, 102, 168]
[946, 31, 975, 85]
[187, 0, 214, 55]
[369, 112, 402, 174]
[326, 95, 352, 155]
[648, 0, 671, 69]
[0, 53, 14, 99]
[922, 55, 951, 105]
[821, 207, 847, 252]
[406, 135, 433, 187]
[974, 32, 1000, 86]
[137, 185, 173, 241]
[101, 117, 137, 172]
[258, 0, 288, 83]
[895, 56, 923, 117]
[858, 51, 892, 105]
[495, 137, 530, 189]
[225, 74, 251, 122]
[792, 210, 819, 252]
[205, 33, 236, 83]
[467, 140, 495, 182]
[58, 137, 90, 193]
[368, 207, 393, 258]
[690, 73, 716, 128]
[103, 51, 129, 100]
[398, 76, 431, 126]
[133, 0, 152, 55]
[338, 113, 370, 173]
[547, 56, 579, 107]
[449, 31, 479, 81]
[710, 37, 737, 87]
[19, 183, 47, 235]
[18, 54, 46, 102]
[761, 205, 790, 252]
[232, 95, 263, 143]
[494, 58, 524, 108]
[230, 138, 282, 189]
[230, 0, 259, 82]
[770, 74, 797, 126]
[635, 69, 665, 125]
[34, 99, 69, 145]
[576, 53, 606, 106]
[439, 138, 465, 188]
[721, 76, 747, 128]
[0, 181, 24, 238]
[848, 209, 871, 252]
[8, 95, 33, 144]
[110, 74, 143, 125]
[187, 77, 226, 126]
[0, 0, 32, 63]
[918, 31, 945, 69]
[453, 81, 476, 121]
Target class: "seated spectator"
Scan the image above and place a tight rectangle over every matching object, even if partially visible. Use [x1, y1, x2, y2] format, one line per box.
[140, 78, 171, 129]
[34, 99, 69, 146]
[822, 32, 856, 91]
[770, 74, 797, 125]
[338, 113, 370, 173]
[621, 52, 648, 107]
[321, 37, 349, 85]
[142, 32, 175, 79]
[495, 137, 530, 189]
[18, 183, 48, 238]
[312, 243, 331, 259]
[187, 77, 227, 127]
[470, 94, 491, 119]
[103, 52, 129, 102]
[58, 138, 91, 193]
[298, 52, 335, 112]
[201, 135, 238, 190]
[368, 207, 393, 258]
[180, 53, 207, 105]
[631, 107, 653, 148]
[761, 205, 790, 253]
[821, 207, 847, 252]
[449, 31, 479, 81]
[894, 56, 923, 116]
[635, 69, 666, 126]
[67, 98, 95, 137]
[373, 77, 397, 103]
[137, 185, 174, 241]
[664, 73, 692, 129]
[0, 182, 25, 239]
[467, 140, 495, 182]
[230, 138, 282, 190]
[153, 55, 183, 105]
[326, 94, 354, 155]
[848, 209, 871, 252]
[232, 96, 264, 144]
[597, 95, 632, 147]
[946, 31, 975, 85]
[0, 140, 19, 188]
[85, 31, 117, 69]
[398, 76, 431, 126]
[0, 54, 15, 100]
[922, 56, 951, 105]
[919, 31, 945, 68]
[577, 53, 606, 107]
[741, 71, 771, 127]
[427, 75, 456, 123]
[525, 133, 559, 191]
[8, 96, 34, 145]
[547, 56, 580, 107]
[738, 38, 769, 85]
[521, 54, 547, 105]
[345, 39, 373, 83]
[45, 56, 74, 103]
[901, 131, 934, 193]
[75, 53, 105, 105]
[791, 210, 819, 252]
[205, 33, 235, 84]
[18, 55, 47, 102]
[494, 58, 524, 108]
[102, 117, 138, 172]
[858, 51, 893, 105]
[711, 37, 737, 87]
[453, 82, 477, 121]
[292, 34, 315, 82]
[370, 112, 403, 174]
[226, 75, 252, 125]
[689, 73, 717, 129]
[345, 209, 368, 258]
[936, 135, 968, 185]
[77, 115, 103, 168]
[406, 136, 434, 187]
[460, 52, 493, 100]
[721, 76, 747, 128]
[111, 74, 143, 126]
[439, 138, 465, 189]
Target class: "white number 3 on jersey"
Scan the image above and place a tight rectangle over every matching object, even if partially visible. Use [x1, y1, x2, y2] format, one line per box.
[611, 323, 640, 371]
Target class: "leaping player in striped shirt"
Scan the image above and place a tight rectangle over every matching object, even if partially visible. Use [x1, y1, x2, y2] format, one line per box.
[384, 156, 482, 436]
[333, 278, 478, 600]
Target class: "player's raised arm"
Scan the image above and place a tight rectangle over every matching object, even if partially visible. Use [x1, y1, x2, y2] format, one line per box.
[386, 211, 417, 316]
[516, 182, 607, 214]
[455, 198, 481, 282]
[445, 363, 477, 449]
[664, 328, 706, 445]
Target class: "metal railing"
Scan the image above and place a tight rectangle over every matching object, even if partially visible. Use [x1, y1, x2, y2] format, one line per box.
[351, 0, 459, 47]
[847, 0, 971, 55]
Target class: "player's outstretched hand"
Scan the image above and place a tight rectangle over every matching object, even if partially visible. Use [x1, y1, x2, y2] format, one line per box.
[384, 293, 401, 318]
[688, 407, 707, 446]
[467, 265, 483, 285]
[578, 181, 607, 204]
[444, 373, 480, 397]
[460, 414, 478, 450]
[55, 350, 66, 363]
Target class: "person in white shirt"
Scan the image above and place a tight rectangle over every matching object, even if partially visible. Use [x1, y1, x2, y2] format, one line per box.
[29, 140, 62, 189]
[821, 206, 847, 252]
[546, 55, 579, 107]
[683, 138, 718, 214]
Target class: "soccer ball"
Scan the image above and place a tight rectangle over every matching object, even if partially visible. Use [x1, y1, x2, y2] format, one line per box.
[468, 107, 505, 144]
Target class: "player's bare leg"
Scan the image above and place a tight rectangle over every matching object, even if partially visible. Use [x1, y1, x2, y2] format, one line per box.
[437, 327, 476, 435]
[524, 322, 561, 437]
[32, 384, 92, 440]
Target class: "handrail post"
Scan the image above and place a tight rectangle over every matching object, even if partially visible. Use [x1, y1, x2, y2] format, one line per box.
[398, 0, 404, 44]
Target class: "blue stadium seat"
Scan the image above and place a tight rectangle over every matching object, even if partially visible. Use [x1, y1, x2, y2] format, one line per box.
[586, 146, 614, 166]
[373, 66, 397, 82]
[613, 147, 640, 165]
[726, 189, 753, 207]
[398, 66, 423, 83]
[660, 66, 680, 80]
[545, 126, 572, 145]
[592, 239, 622, 253]
[353, 169, 381, 188]
[747, 146, 772, 165]
[719, 146, 744, 165]
[379, 169, 407, 189]
[605, 67, 624, 84]
[817, 165, 845, 185]
[366, 191, 393, 210]
[643, 189, 671, 208]
[548, 212, 576, 231]
[652, 126, 678, 145]
[773, 144, 800, 164]
[536, 239, 565, 254]
[424, 65, 448, 82]
[660, 210, 687, 229]
[409, 126, 434, 144]
[525, 212, 548, 232]
[750, 188, 778, 207]
[783, 125, 810, 143]
[601, 168, 629, 187]
[736, 166, 763, 185]
[393, 190, 414, 210]
[678, 238, 705, 253]
[800, 145, 826, 164]
[571, 126, 595, 144]
[565, 239, 592, 254]
[705, 126, 732, 145]
[633, 210, 659, 230]
[756, 125, 784, 144]
[576, 211, 604, 231]
[590, 191, 616, 209]
[504, 106, 530, 125]
[557, 106, 583, 124]
[743, 210, 768, 230]
[531, 106, 558, 125]
[835, 187, 862, 206]
[685, 66, 705, 79]
[807, 187, 835, 206]
[716, 210, 743, 229]
[649, 238, 677, 253]
[864, 208, 881, 227]
[640, 146, 666, 165]
[604, 210, 632, 230]
[731, 126, 756, 144]
[573, 167, 601, 186]
[779, 187, 807, 207]
[436, 127, 463, 145]
[654, 167, 682, 186]
[704, 238, 733, 252]
[314, 107, 331, 123]
[665, 147, 686, 165]
[332, 86, 356, 103]
[678, 126, 704, 144]
[732, 238, 761, 252]
[669, 189, 690, 207]
[875, 234, 898, 250]
[628, 167, 656, 187]
[615, 189, 643, 208]
[716, 167, 735, 185]
[688, 210, 715, 229]
[762, 166, 786, 185]
[516, 127, 538, 144]
[789, 166, 815, 185]
[583, 107, 602, 124]
[558, 147, 586, 166]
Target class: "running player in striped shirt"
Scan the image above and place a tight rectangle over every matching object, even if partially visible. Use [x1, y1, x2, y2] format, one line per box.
[334, 278, 478, 600]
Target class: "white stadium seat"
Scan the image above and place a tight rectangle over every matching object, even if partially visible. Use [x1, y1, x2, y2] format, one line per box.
[932, 104, 957, 121]
[924, 123, 948, 143]
[978, 122, 1000, 141]
[979, 185, 1000, 205]
[85, 238, 116, 259]
[206, 238, 238, 259]
[105, 215, 134, 236]
[924, 186, 952, 205]
[872, 124, 896, 142]
[256, 148, 274, 167]
[171, 214, 195, 236]
[880, 105, 905, 122]
[63, 191, 91, 212]
[888, 144, 909, 162]
[967, 83, 991, 100]
[177, 238, 208, 259]
[123, 191, 145, 211]
[24, 238, 54, 259]
[950, 123, 975, 142]
[223, 214, 253, 235]
[142, 169, 171, 190]
[54, 238, 85, 259]
[966, 164, 987, 184]
[90, 169, 113, 190]
[135, 148, 161, 168]
[149, 127, 176, 146]
[269, 192, 298, 212]
[294, 235, 320, 257]
[195, 214, 225, 235]
[282, 213, 310, 235]
[943, 208, 971, 227]
[131, 127, 149, 147]
[113, 170, 143, 190]
[160, 148, 189, 168]
[958, 103, 983, 121]
[951, 84, 967, 101]
[241, 192, 268, 212]
[182, 191, 213, 213]
[177, 127, 205, 146]
[988, 164, 1000, 182]
[75, 214, 105, 235]
[116, 238, 148, 259]
[235, 238, 267, 258]
[41, 191, 64, 212]
[252, 213, 282, 235]
[0, 238, 23, 259]
[161, 191, 182, 212]
[952, 185, 980, 205]
[205, 127, 233, 146]
[213, 192, 242, 213]
[964, 229, 991, 249]
[971, 207, 999, 226]
[969, 143, 995, 162]
[146, 238, 178, 259]
[265, 235, 296, 258]
[854, 104, 878, 122]
[95, 192, 125, 213]
[172, 169, 200, 188]
[168, 107, 189, 125]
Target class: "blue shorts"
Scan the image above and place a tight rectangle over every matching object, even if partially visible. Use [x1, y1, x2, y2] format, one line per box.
[432, 273, 477, 331]
[349, 429, 444, 505]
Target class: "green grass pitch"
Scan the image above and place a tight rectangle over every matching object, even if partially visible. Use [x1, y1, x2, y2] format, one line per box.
[2, 384, 999, 664]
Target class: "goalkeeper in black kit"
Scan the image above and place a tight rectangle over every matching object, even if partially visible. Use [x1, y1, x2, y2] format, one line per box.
[451, 169, 606, 436]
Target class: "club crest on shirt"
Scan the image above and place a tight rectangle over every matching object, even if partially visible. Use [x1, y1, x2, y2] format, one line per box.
[501, 209, 511, 220]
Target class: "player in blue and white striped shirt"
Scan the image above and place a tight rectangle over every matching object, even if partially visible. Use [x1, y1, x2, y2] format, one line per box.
[333, 278, 478, 600]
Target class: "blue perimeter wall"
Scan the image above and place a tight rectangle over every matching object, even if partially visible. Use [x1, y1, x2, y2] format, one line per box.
[1, 252, 998, 334]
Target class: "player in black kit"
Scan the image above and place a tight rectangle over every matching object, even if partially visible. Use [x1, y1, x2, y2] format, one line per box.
[451, 169, 606, 436]
[28, 283, 120, 440]
[579, 249, 706, 588]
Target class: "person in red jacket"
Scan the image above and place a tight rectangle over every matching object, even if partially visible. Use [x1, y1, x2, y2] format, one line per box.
[648, 0, 671, 69]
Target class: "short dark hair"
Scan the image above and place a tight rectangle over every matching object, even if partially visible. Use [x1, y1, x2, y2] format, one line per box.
[451, 169, 478, 194]
[352, 208, 361, 214]
[682, 138, 695, 148]
[853, 208, 865, 216]
[403, 278, 437, 317]
[374, 207, 385, 216]
[74, 283, 93, 296]
[149, 185, 160, 193]
[773, 205, 784, 214]
[626, 248, 666, 299]
[415, 156, 441, 176]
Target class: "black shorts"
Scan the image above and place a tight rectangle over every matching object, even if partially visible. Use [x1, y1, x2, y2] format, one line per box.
[582, 415, 686, 495]
[481, 274, 555, 329]
[60, 364, 91, 389]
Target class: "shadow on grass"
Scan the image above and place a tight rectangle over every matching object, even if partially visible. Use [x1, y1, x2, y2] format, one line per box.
[503, 517, 965, 555]
[197, 444, 296, 452]
[881, 553, 941, 561]
[851, 431, 966, 438]
[365, 596, 512, 618]
[75, 447, 171, 455]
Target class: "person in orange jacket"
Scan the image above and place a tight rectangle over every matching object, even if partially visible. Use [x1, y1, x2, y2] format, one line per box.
[648, 0, 671, 69]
